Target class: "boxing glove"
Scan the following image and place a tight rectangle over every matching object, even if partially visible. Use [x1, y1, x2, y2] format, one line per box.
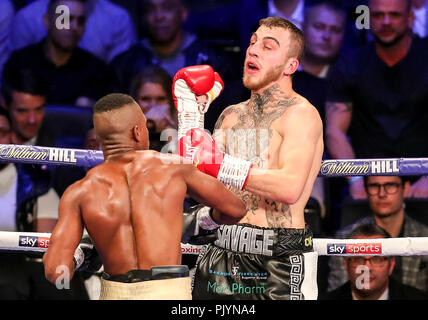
[172, 65, 224, 139]
[182, 205, 219, 245]
[179, 128, 252, 190]
[73, 235, 103, 273]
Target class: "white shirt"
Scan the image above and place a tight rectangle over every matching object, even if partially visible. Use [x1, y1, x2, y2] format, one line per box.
[413, 5, 427, 38]
[0, 163, 59, 231]
[10, 0, 136, 62]
[268, 0, 305, 30]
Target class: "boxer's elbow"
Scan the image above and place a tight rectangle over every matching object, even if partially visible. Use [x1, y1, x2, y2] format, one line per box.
[274, 190, 300, 205]
[43, 257, 59, 284]
[269, 181, 302, 204]
[43, 254, 74, 284]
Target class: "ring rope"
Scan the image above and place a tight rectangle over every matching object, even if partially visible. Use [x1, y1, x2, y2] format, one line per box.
[1, 143, 428, 176]
[2, 231, 428, 257]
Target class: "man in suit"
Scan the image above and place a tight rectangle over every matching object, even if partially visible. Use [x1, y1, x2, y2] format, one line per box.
[321, 223, 428, 300]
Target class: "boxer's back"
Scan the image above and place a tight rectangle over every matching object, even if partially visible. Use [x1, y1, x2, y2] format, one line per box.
[79, 150, 187, 275]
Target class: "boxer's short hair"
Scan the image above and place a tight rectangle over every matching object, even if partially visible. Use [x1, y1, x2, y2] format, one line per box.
[259, 16, 305, 62]
[93, 93, 137, 113]
[347, 223, 391, 239]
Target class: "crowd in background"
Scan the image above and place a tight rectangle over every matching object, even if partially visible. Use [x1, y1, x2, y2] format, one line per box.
[1, 0, 428, 300]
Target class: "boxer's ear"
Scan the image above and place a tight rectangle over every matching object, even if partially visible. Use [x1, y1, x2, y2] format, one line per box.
[133, 125, 141, 142]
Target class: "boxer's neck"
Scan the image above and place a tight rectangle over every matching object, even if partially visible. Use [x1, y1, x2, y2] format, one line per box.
[249, 84, 296, 117]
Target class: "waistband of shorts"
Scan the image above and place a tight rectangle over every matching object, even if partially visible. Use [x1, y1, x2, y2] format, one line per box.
[101, 265, 189, 283]
[214, 223, 313, 257]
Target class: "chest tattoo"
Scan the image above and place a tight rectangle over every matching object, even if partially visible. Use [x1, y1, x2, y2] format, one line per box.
[215, 85, 298, 224]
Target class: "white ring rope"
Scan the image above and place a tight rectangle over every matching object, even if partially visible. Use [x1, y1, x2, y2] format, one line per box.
[2, 231, 428, 257]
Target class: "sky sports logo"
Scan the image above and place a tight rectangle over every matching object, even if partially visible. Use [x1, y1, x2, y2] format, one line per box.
[19, 235, 50, 248]
[327, 243, 382, 255]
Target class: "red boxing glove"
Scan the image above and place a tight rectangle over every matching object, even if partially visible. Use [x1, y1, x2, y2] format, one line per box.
[178, 128, 252, 190]
[172, 65, 224, 139]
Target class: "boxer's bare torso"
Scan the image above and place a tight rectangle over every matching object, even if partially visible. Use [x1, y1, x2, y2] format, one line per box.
[214, 85, 323, 229]
[70, 151, 187, 275]
[46, 150, 245, 277]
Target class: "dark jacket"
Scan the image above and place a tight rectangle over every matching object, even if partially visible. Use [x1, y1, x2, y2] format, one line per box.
[110, 34, 224, 92]
[15, 163, 52, 232]
[320, 278, 428, 300]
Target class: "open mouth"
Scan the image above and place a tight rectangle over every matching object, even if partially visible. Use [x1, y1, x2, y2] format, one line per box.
[246, 61, 260, 73]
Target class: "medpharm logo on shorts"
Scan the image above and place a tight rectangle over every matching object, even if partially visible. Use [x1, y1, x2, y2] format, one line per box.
[206, 281, 266, 295]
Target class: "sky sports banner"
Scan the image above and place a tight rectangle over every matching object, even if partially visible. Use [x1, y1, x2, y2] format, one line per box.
[313, 238, 428, 256]
[2, 231, 428, 256]
[0, 231, 51, 253]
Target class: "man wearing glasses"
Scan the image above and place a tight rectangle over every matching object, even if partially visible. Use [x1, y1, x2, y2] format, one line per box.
[321, 224, 428, 300]
[326, 175, 428, 295]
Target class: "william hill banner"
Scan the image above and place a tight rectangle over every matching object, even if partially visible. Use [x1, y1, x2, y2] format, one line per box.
[319, 158, 428, 177]
[0, 144, 104, 167]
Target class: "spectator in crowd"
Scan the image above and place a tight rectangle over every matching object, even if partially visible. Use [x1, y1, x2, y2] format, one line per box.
[0, 107, 88, 300]
[321, 224, 428, 300]
[0, 0, 14, 89]
[186, 0, 306, 57]
[2, 0, 113, 107]
[84, 127, 101, 151]
[129, 65, 177, 153]
[1, 69, 86, 196]
[9, 0, 136, 62]
[327, 175, 428, 293]
[412, 0, 428, 38]
[111, 0, 236, 133]
[110, 0, 224, 93]
[292, 0, 347, 221]
[325, 0, 428, 199]
[296, 0, 347, 109]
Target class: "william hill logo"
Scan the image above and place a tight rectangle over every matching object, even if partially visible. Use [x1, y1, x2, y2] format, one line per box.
[0, 145, 77, 164]
[370, 160, 399, 174]
[320, 160, 399, 176]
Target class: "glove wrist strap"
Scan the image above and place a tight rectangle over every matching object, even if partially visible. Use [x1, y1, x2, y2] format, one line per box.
[196, 206, 220, 232]
[178, 111, 204, 140]
[73, 246, 84, 270]
[218, 153, 252, 190]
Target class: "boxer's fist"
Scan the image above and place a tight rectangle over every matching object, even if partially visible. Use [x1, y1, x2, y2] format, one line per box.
[172, 65, 224, 138]
[73, 236, 103, 273]
[178, 128, 252, 190]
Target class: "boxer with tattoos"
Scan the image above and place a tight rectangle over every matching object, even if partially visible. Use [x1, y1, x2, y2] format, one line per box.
[179, 17, 324, 300]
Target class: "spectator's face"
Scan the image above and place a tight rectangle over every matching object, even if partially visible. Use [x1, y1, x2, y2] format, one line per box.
[85, 128, 101, 150]
[303, 5, 346, 61]
[45, 0, 87, 51]
[345, 235, 395, 299]
[136, 82, 169, 113]
[8, 91, 46, 143]
[0, 114, 11, 144]
[365, 176, 409, 218]
[145, 0, 188, 44]
[369, 0, 413, 46]
[243, 26, 293, 91]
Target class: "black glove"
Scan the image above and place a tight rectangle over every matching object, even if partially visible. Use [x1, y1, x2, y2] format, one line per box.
[182, 204, 218, 245]
[73, 235, 103, 273]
